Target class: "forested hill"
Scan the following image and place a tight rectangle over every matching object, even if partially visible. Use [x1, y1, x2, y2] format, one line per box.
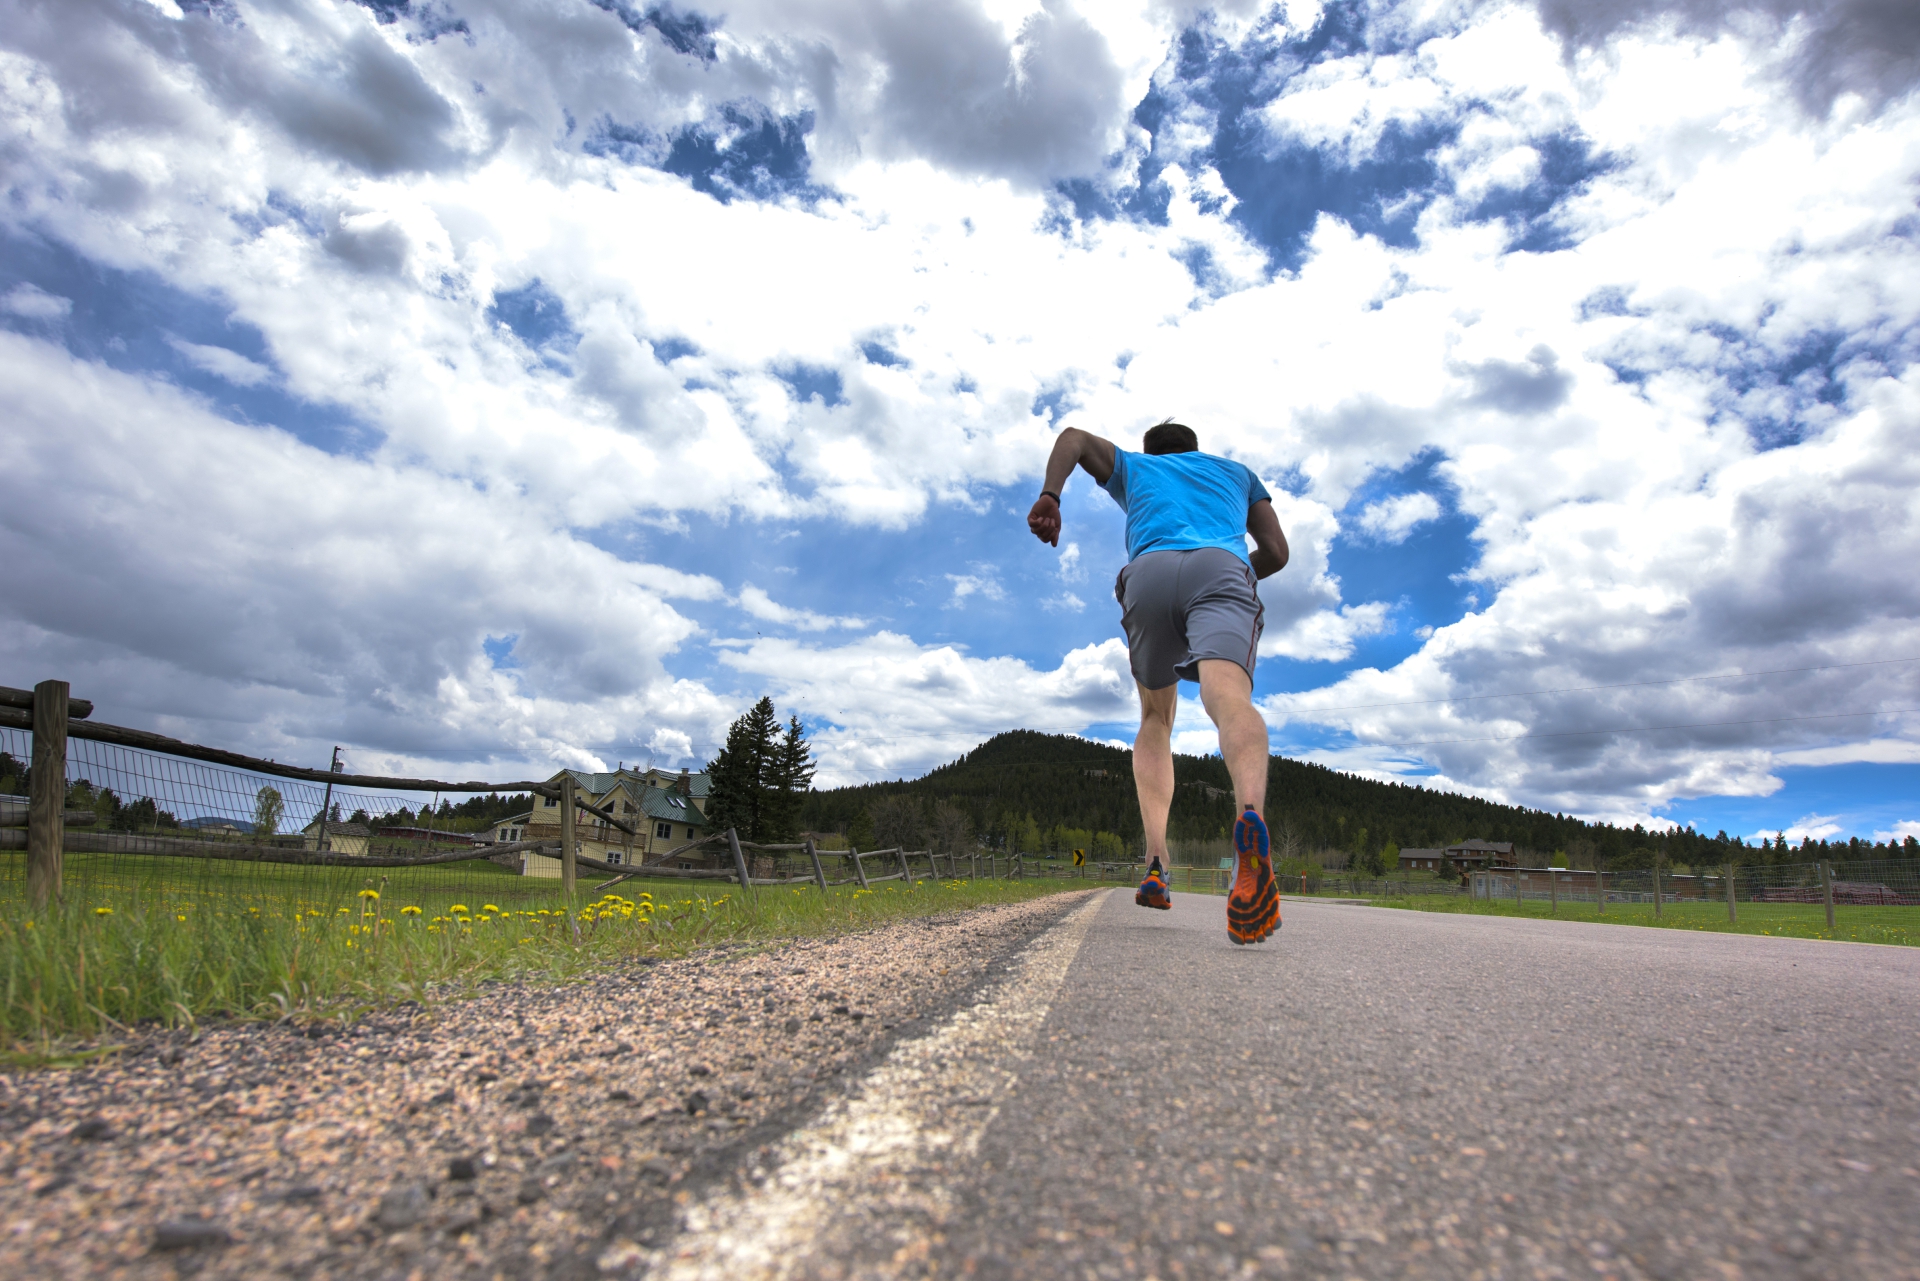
[797, 730, 1907, 868]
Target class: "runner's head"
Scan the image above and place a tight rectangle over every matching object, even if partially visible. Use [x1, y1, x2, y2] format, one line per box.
[1143, 418, 1199, 455]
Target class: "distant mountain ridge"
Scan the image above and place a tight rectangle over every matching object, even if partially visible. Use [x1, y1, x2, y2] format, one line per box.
[797, 730, 1803, 868]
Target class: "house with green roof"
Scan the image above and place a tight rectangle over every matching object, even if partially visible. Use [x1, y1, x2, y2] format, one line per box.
[490, 766, 712, 878]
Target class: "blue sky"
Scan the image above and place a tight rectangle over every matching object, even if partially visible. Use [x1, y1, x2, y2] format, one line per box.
[2, 0, 1918, 843]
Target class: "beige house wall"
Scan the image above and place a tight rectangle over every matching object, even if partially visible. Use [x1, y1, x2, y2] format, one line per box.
[302, 831, 369, 856]
[496, 773, 710, 875]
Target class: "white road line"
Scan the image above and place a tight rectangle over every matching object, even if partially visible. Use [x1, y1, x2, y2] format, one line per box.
[604, 891, 1109, 1279]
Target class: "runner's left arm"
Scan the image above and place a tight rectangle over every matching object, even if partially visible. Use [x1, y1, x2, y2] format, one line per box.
[1027, 428, 1117, 547]
[1247, 499, 1289, 579]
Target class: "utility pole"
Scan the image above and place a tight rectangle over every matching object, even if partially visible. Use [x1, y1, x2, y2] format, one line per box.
[315, 747, 341, 853]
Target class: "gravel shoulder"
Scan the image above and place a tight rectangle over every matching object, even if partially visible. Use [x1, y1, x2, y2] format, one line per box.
[0, 891, 1093, 1280]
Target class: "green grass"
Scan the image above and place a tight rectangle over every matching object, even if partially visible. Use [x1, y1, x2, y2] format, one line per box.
[0, 854, 1080, 1049]
[1361, 892, 1920, 947]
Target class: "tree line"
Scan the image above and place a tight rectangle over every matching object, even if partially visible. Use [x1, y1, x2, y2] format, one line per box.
[797, 730, 1920, 872]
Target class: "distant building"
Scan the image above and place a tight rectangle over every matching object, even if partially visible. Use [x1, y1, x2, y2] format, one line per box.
[300, 818, 369, 856]
[1444, 840, 1516, 871]
[492, 766, 712, 878]
[1469, 867, 1605, 899]
[489, 812, 532, 845]
[1398, 840, 1518, 878]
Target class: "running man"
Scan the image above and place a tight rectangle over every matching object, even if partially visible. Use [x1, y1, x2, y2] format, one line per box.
[1027, 419, 1290, 944]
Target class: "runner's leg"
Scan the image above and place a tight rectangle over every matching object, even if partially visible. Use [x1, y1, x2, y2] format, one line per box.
[1203, 660, 1280, 943]
[1197, 659, 1268, 816]
[1133, 680, 1178, 866]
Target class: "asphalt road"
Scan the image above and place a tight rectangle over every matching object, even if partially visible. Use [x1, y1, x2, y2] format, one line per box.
[920, 891, 1920, 1280]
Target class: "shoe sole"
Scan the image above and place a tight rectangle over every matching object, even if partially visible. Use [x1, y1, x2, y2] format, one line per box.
[1227, 814, 1281, 944]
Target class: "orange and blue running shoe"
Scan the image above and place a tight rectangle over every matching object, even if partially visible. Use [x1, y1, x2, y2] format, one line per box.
[1136, 857, 1172, 910]
[1227, 809, 1280, 944]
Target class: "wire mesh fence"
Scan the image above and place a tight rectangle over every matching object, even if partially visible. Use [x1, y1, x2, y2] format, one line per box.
[0, 724, 1067, 916]
[1465, 862, 1920, 905]
[0, 725, 553, 913]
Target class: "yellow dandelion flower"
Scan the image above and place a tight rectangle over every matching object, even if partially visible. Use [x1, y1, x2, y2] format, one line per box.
[176, 914, 187, 922]
[401, 905, 422, 916]
[450, 904, 468, 914]
[336, 907, 350, 915]
[519, 936, 533, 944]
[358, 889, 380, 900]
[483, 903, 500, 913]
[94, 906, 114, 916]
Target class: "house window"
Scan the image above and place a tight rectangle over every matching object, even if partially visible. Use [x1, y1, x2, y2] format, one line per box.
[607, 851, 623, 866]
[655, 821, 671, 839]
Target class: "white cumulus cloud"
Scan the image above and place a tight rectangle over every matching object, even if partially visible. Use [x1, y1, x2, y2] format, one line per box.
[167, 336, 275, 387]
[1356, 491, 1441, 543]
[737, 585, 868, 632]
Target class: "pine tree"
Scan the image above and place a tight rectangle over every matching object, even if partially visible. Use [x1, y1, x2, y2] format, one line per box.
[707, 696, 781, 840]
[705, 704, 819, 843]
[846, 807, 875, 849]
[762, 715, 817, 843]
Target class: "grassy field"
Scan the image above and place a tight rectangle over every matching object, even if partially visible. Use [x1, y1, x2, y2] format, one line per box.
[1359, 892, 1920, 947]
[0, 854, 1080, 1052]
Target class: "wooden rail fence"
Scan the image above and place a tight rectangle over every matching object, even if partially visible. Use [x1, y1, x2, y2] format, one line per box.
[2, 678, 1127, 906]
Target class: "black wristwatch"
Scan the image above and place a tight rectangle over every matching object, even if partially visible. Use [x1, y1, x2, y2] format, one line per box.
[1039, 490, 1060, 504]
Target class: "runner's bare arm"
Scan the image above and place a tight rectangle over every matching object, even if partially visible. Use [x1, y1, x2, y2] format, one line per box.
[1247, 498, 1289, 579]
[1027, 428, 1117, 547]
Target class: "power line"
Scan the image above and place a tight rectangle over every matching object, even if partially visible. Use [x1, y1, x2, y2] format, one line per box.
[1269, 657, 1920, 716]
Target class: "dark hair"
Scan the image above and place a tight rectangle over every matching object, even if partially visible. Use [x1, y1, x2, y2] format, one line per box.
[1142, 418, 1199, 455]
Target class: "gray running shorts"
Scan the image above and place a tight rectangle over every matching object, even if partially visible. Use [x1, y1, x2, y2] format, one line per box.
[1115, 547, 1264, 690]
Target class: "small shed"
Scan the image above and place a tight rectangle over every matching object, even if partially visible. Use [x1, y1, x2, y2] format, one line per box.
[301, 819, 370, 856]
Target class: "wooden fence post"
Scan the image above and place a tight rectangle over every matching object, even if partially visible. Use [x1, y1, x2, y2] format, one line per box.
[1550, 869, 1558, 914]
[560, 773, 577, 900]
[1726, 861, 1737, 923]
[897, 848, 914, 885]
[1596, 867, 1606, 915]
[849, 846, 871, 891]
[1652, 853, 1662, 918]
[27, 679, 69, 909]
[805, 838, 829, 893]
[1821, 861, 1835, 932]
[728, 827, 754, 896]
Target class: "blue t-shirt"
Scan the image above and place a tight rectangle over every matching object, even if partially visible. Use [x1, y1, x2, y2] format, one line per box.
[1101, 449, 1272, 565]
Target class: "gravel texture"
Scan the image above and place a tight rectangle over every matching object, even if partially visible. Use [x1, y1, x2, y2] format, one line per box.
[0, 892, 1089, 1280]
